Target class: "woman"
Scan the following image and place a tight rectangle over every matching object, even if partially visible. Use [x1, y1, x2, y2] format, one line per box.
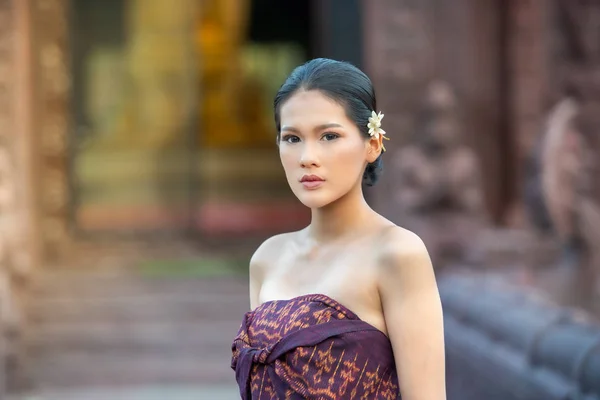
[231, 58, 446, 399]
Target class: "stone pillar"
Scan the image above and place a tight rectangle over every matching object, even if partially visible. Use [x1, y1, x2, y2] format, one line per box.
[505, 0, 549, 225]
[313, 0, 363, 68]
[431, 0, 506, 221]
[362, 0, 435, 220]
[0, 0, 12, 393]
[30, 0, 71, 261]
[0, 0, 38, 390]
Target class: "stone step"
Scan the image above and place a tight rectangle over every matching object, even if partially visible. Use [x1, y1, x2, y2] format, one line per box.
[30, 294, 248, 324]
[28, 352, 236, 387]
[33, 268, 249, 284]
[26, 270, 249, 389]
[32, 288, 249, 305]
[31, 274, 249, 300]
[30, 343, 232, 363]
[8, 384, 239, 400]
[27, 321, 241, 355]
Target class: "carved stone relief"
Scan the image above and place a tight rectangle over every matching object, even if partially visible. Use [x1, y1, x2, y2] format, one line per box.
[524, 0, 600, 304]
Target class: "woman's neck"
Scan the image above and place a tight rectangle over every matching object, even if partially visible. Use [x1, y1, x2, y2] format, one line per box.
[307, 185, 373, 243]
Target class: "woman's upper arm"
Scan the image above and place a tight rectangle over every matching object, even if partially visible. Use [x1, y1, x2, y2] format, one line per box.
[378, 229, 446, 400]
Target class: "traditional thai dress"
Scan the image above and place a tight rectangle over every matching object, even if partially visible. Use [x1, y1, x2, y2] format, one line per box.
[231, 294, 400, 399]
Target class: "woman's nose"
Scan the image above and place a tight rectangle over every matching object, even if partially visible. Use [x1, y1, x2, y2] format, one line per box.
[299, 143, 320, 168]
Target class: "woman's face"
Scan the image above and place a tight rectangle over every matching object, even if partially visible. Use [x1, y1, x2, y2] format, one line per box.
[278, 90, 380, 209]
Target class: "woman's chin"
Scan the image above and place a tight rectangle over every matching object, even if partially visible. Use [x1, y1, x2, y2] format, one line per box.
[295, 191, 335, 209]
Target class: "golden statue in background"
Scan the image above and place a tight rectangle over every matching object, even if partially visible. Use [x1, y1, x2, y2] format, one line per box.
[196, 0, 272, 148]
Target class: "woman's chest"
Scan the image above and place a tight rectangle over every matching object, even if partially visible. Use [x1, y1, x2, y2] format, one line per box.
[261, 262, 358, 299]
[258, 253, 385, 331]
[269, 245, 375, 291]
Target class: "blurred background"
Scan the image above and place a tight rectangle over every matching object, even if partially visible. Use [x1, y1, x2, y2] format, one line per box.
[0, 0, 599, 398]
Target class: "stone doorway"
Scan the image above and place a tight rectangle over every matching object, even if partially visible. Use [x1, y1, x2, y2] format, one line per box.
[68, 0, 313, 237]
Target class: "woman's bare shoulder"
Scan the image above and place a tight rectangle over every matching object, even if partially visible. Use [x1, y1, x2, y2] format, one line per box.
[250, 230, 302, 275]
[377, 225, 432, 273]
[374, 225, 438, 310]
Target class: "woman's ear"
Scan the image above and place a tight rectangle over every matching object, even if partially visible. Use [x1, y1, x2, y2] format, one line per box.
[366, 134, 383, 163]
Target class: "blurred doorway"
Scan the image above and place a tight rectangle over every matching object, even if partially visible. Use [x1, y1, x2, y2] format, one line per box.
[194, 0, 312, 237]
[69, 0, 314, 236]
[70, 0, 199, 234]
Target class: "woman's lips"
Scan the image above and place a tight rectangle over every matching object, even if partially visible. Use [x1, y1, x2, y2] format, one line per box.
[301, 180, 324, 189]
[300, 175, 325, 190]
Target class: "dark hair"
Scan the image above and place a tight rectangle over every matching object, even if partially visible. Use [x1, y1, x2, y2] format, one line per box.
[274, 58, 383, 186]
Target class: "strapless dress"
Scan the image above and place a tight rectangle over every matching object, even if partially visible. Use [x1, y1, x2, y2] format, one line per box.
[231, 294, 400, 399]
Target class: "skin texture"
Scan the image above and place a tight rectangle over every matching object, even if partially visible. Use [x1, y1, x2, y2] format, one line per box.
[249, 89, 446, 400]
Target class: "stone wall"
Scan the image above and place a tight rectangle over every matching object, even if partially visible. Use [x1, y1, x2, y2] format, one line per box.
[0, 0, 38, 391]
[363, 0, 554, 225]
[362, 0, 505, 221]
[31, 0, 71, 261]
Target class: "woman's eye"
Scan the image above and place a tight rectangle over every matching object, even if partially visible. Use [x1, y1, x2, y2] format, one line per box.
[282, 135, 300, 143]
[322, 133, 339, 141]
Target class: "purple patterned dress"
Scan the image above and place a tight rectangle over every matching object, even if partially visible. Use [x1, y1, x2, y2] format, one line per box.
[231, 294, 400, 399]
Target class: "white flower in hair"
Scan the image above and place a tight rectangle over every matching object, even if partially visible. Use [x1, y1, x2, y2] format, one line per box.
[367, 111, 386, 138]
[367, 111, 389, 151]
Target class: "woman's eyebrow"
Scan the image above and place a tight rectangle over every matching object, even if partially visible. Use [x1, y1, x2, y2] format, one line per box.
[281, 123, 343, 133]
[315, 123, 343, 131]
[281, 125, 300, 133]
